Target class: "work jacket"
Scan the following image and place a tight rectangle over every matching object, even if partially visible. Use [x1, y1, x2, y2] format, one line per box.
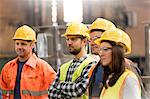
[0, 53, 56, 99]
[100, 69, 141, 99]
[59, 55, 97, 99]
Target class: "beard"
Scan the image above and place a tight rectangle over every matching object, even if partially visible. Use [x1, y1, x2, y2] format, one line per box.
[68, 46, 81, 55]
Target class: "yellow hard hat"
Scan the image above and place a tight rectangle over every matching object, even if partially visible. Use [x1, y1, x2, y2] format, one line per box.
[62, 22, 90, 39]
[94, 28, 131, 55]
[12, 25, 36, 42]
[88, 18, 116, 33]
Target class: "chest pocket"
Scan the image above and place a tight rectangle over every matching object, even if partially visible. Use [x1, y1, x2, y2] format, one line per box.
[23, 71, 43, 90]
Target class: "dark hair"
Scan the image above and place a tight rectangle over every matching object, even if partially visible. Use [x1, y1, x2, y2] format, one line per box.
[14, 39, 33, 42]
[79, 35, 86, 40]
[26, 40, 33, 42]
[67, 35, 86, 40]
[90, 29, 105, 33]
[102, 40, 125, 89]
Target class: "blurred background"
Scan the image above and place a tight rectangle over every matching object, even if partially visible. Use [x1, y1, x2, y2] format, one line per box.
[0, 0, 150, 96]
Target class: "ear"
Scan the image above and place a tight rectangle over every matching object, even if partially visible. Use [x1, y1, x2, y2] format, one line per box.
[81, 38, 88, 48]
[31, 42, 36, 49]
[82, 38, 87, 44]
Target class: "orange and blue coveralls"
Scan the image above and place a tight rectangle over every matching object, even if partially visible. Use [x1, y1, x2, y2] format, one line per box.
[0, 53, 56, 99]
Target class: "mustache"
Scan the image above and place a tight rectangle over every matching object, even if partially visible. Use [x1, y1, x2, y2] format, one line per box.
[68, 44, 74, 48]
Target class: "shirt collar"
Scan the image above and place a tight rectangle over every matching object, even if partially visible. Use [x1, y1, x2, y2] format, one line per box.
[25, 53, 37, 69]
[13, 53, 38, 69]
[73, 54, 88, 62]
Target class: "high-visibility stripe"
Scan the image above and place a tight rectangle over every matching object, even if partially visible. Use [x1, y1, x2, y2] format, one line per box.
[22, 90, 48, 96]
[1, 89, 48, 96]
[1, 89, 14, 94]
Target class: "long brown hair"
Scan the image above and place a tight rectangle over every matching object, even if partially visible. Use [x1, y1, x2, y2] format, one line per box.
[102, 40, 125, 89]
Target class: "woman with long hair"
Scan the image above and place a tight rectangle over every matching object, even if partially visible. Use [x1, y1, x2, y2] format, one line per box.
[94, 28, 141, 99]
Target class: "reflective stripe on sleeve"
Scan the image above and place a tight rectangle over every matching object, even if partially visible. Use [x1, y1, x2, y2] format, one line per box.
[1, 89, 14, 95]
[22, 90, 48, 96]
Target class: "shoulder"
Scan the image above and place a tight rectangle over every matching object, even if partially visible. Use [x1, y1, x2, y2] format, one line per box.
[36, 58, 56, 74]
[123, 75, 141, 99]
[37, 57, 48, 65]
[3, 58, 17, 68]
[35, 57, 55, 70]
[32, 53, 50, 65]
[123, 74, 140, 93]
[125, 75, 139, 87]
[1, 58, 17, 75]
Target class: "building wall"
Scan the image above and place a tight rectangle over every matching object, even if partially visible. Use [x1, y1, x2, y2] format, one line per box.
[0, 0, 28, 57]
[124, 0, 150, 56]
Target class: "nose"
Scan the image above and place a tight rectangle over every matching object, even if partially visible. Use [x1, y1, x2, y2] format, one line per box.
[16, 44, 22, 49]
[66, 39, 73, 45]
[98, 50, 104, 57]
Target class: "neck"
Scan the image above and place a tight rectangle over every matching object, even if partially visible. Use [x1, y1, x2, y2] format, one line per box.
[18, 53, 32, 62]
[74, 47, 87, 60]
